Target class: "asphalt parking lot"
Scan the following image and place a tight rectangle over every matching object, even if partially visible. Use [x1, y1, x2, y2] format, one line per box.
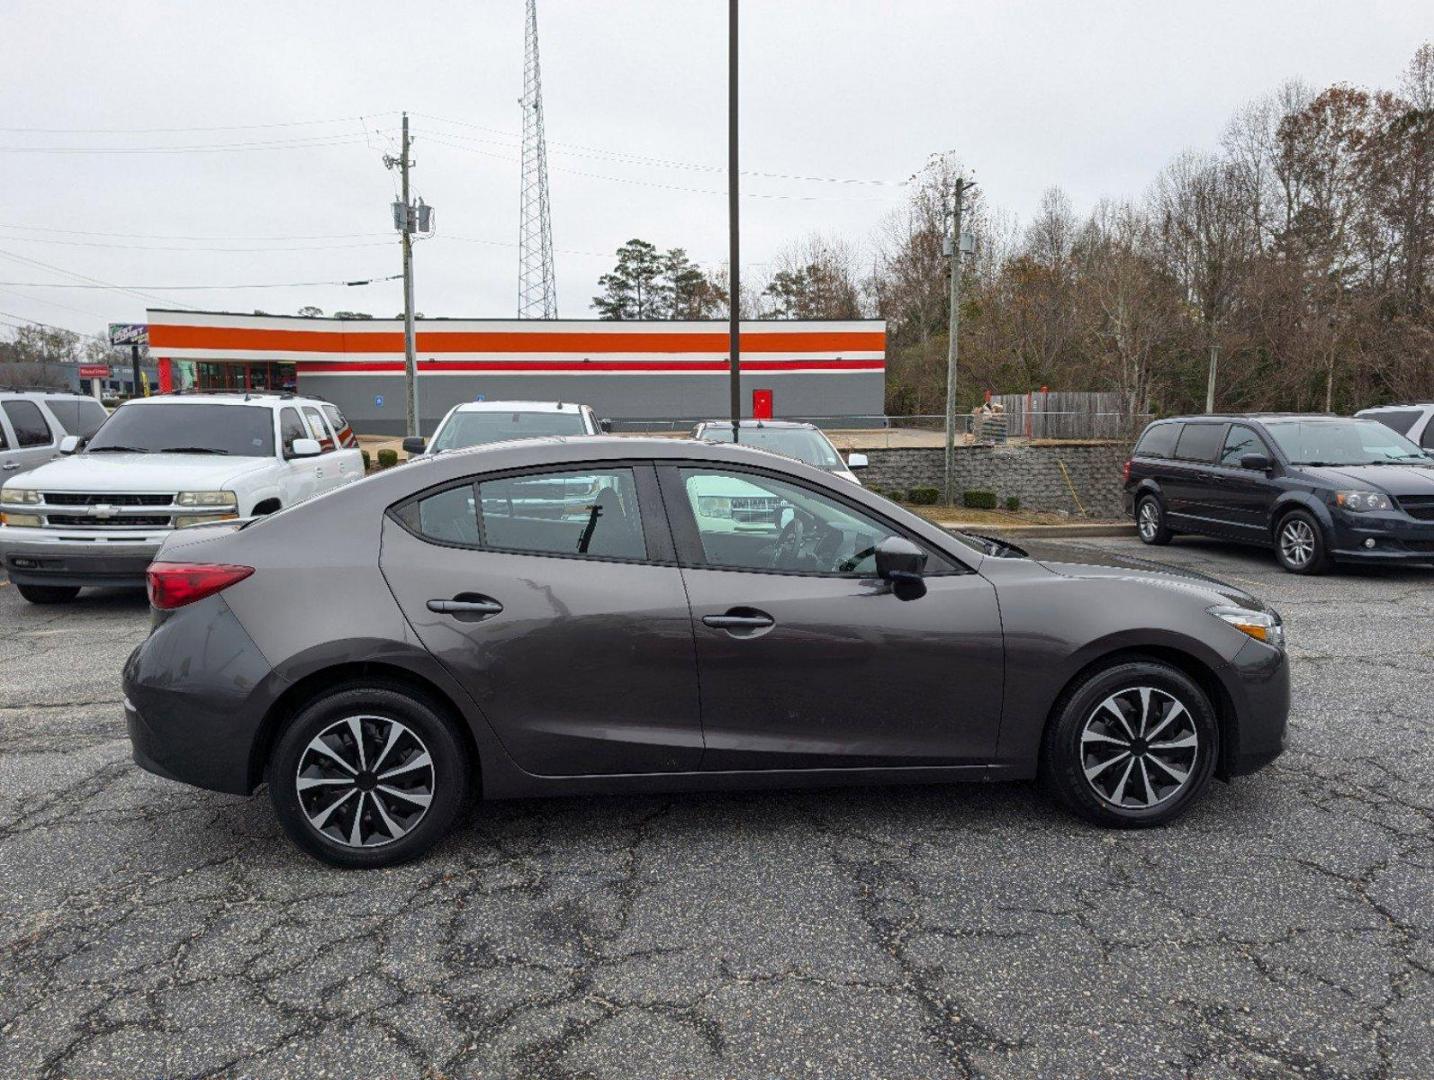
[1, 537, 1432, 1079]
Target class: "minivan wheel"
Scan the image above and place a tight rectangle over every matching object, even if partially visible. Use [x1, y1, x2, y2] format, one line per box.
[1274, 510, 1330, 575]
[1040, 660, 1217, 828]
[1135, 496, 1173, 545]
[16, 584, 81, 605]
[267, 685, 471, 868]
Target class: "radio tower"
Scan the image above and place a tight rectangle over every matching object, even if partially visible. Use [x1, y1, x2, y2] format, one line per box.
[518, 0, 558, 318]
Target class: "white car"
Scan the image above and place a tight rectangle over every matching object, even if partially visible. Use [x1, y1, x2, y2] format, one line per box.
[1355, 403, 1434, 454]
[1, 391, 111, 478]
[403, 400, 603, 457]
[0, 392, 363, 604]
[691, 420, 868, 484]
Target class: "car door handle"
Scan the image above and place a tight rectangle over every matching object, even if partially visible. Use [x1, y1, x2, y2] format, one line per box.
[1, 462, 18, 471]
[702, 609, 775, 630]
[427, 596, 504, 616]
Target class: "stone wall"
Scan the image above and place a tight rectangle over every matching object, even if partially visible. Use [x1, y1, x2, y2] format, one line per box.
[859, 442, 1130, 517]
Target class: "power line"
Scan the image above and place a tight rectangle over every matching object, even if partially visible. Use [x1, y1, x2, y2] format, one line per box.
[0, 134, 371, 155]
[0, 222, 388, 241]
[0, 274, 403, 290]
[0, 249, 191, 309]
[0, 114, 397, 134]
[0, 308, 88, 334]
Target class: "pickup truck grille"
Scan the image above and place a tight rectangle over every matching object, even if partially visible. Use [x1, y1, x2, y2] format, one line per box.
[43, 492, 174, 507]
[1396, 495, 1434, 521]
[46, 514, 172, 528]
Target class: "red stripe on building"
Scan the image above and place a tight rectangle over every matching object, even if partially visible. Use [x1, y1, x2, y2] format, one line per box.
[295, 358, 885, 374]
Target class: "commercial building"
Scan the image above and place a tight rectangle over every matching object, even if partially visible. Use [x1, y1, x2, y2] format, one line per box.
[143, 310, 886, 434]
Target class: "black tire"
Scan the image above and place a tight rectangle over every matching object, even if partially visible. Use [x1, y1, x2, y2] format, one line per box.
[1273, 509, 1331, 575]
[1135, 494, 1173, 545]
[1040, 659, 1218, 828]
[16, 584, 81, 605]
[267, 684, 471, 868]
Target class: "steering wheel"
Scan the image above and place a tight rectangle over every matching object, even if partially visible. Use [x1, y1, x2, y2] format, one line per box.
[767, 517, 805, 569]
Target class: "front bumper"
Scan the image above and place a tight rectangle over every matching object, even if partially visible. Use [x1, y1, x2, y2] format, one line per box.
[1, 529, 162, 587]
[1221, 637, 1291, 777]
[1328, 512, 1434, 563]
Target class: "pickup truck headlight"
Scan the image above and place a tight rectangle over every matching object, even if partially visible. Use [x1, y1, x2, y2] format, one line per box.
[175, 490, 238, 508]
[0, 486, 39, 505]
[175, 513, 239, 528]
[0, 513, 42, 527]
[1334, 490, 1391, 512]
[1209, 605, 1285, 648]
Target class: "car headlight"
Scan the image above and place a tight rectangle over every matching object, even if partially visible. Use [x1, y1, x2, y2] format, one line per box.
[1209, 605, 1285, 648]
[1334, 490, 1391, 512]
[0, 513, 42, 527]
[0, 486, 39, 505]
[175, 490, 238, 508]
[175, 513, 239, 527]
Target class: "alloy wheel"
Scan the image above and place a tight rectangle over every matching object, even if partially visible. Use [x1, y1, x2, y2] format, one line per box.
[295, 715, 435, 848]
[1138, 501, 1159, 541]
[1279, 519, 1316, 568]
[1080, 686, 1199, 810]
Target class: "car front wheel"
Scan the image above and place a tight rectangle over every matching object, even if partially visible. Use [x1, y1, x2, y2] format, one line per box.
[1040, 660, 1218, 827]
[267, 684, 471, 868]
[1274, 510, 1330, 574]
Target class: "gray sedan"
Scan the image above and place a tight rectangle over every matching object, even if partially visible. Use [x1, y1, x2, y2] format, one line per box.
[123, 437, 1290, 867]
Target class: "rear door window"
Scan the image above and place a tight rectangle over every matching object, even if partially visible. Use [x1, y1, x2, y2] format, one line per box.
[1135, 423, 1180, 458]
[1173, 423, 1225, 463]
[1, 400, 55, 447]
[478, 469, 646, 560]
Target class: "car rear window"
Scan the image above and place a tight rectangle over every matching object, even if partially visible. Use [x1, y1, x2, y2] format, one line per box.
[45, 398, 109, 439]
[1135, 422, 1181, 458]
[1357, 409, 1422, 436]
[430, 410, 589, 452]
[1173, 423, 1225, 463]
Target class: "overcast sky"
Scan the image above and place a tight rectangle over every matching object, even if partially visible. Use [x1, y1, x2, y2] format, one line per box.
[0, 0, 1427, 337]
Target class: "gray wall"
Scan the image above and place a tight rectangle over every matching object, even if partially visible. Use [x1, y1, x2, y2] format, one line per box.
[304, 370, 886, 436]
[859, 443, 1131, 517]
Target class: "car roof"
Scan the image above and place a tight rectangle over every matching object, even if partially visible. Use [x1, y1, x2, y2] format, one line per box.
[1356, 403, 1433, 411]
[123, 393, 323, 409]
[1148, 413, 1350, 425]
[447, 400, 588, 414]
[0, 389, 89, 398]
[695, 419, 817, 431]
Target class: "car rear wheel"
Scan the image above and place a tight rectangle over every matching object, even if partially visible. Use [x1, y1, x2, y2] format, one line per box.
[1274, 510, 1330, 574]
[1040, 660, 1217, 827]
[1136, 495, 1173, 545]
[267, 685, 471, 868]
[16, 584, 81, 605]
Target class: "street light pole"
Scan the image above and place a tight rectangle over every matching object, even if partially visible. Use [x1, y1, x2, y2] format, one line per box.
[727, 0, 741, 443]
[943, 177, 974, 506]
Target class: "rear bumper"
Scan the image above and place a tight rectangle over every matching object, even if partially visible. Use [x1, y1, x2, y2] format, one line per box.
[1, 530, 161, 587]
[1221, 638, 1291, 777]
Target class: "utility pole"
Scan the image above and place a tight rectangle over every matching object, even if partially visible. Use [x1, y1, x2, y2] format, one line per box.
[727, 0, 741, 442]
[386, 114, 420, 438]
[943, 177, 975, 506]
[1205, 341, 1219, 414]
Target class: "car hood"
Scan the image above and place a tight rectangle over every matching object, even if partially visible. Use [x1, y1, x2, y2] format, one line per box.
[11, 452, 273, 492]
[1294, 463, 1434, 497]
[1014, 539, 1271, 613]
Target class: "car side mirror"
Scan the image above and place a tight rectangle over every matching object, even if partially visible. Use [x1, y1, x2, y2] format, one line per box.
[289, 437, 321, 459]
[846, 452, 869, 469]
[59, 435, 80, 454]
[599, 418, 613, 433]
[875, 536, 928, 601]
[1239, 452, 1271, 471]
[402, 436, 426, 455]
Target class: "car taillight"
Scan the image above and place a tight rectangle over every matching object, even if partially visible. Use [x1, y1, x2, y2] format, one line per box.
[146, 562, 254, 610]
[1121, 459, 1133, 484]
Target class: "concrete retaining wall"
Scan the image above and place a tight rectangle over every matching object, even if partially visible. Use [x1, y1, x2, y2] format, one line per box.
[859, 443, 1130, 517]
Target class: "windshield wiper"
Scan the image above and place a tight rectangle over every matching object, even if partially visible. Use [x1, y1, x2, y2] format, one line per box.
[158, 446, 230, 455]
[86, 445, 150, 453]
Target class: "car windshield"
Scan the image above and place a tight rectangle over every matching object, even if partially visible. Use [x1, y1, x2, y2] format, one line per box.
[429, 409, 588, 452]
[699, 426, 844, 470]
[1263, 419, 1428, 466]
[85, 403, 275, 457]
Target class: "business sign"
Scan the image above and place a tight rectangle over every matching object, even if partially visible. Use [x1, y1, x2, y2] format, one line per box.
[108, 323, 149, 347]
[79, 364, 111, 379]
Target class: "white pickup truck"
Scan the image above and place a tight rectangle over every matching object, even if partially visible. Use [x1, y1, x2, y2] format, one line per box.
[0, 392, 364, 603]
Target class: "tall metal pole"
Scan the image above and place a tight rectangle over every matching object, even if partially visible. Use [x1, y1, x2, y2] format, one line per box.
[400, 113, 419, 438]
[942, 180, 969, 506]
[727, 0, 741, 442]
[1205, 341, 1219, 414]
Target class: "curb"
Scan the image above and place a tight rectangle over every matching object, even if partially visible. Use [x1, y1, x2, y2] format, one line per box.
[943, 522, 1137, 539]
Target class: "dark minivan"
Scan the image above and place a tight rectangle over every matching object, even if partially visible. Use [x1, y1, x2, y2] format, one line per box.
[1124, 414, 1434, 573]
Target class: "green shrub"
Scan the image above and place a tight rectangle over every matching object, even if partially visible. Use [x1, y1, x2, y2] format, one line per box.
[1004, 495, 1021, 512]
[361, 449, 372, 472]
[962, 490, 997, 510]
[907, 487, 940, 505]
[377, 448, 399, 469]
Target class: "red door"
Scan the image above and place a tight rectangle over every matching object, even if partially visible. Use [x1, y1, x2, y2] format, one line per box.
[752, 388, 773, 419]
